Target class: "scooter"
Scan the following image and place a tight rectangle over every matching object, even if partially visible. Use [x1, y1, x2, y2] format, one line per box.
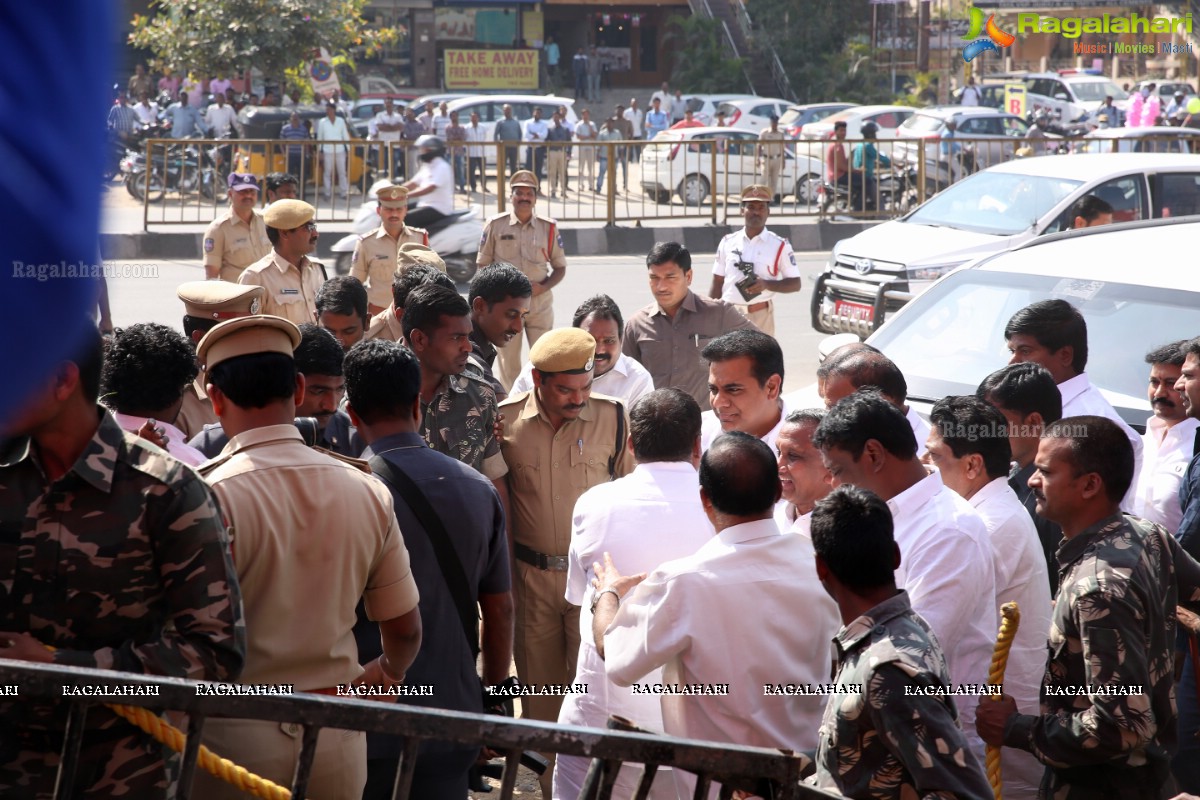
[330, 188, 485, 284]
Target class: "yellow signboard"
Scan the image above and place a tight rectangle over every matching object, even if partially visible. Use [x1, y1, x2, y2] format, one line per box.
[444, 49, 539, 90]
[1004, 83, 1027, 118]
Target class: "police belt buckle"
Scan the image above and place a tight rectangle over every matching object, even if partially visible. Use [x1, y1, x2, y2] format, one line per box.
[515, 543, 569, 572]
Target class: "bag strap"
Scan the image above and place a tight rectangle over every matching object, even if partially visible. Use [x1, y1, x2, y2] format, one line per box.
[608, 399, 626, 479]
[369, 455, 480, 657]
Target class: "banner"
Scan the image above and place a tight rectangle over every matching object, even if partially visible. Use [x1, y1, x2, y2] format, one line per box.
[1004, 83, 1027, 118]
[307, 48, 341, 97]
[435, 9, 477, 41]
[444, 49, 538, 89]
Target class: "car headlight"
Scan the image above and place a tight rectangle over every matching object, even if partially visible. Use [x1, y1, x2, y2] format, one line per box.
[828, 242, 842, 270]
[905, 262, 962, 282]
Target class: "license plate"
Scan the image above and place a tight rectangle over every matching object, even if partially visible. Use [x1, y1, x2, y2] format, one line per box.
[834, 300, 874, 322]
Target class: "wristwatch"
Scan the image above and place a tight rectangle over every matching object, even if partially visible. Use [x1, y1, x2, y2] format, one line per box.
[590, 586, 621, 614]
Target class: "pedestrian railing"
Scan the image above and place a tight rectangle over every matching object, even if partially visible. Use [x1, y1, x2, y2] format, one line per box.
[0, 659, 838, 800]
[132, 134, 1191, 230]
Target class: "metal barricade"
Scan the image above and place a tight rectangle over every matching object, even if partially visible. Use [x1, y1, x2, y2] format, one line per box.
[0, 660, 839, 800]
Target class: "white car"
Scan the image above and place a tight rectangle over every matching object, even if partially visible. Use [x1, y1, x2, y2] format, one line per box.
[893, 106, 1029, 185]
[1076, 126, 1200, 155]
[639, 126, 824, 205]
[1021, 72, 1129, 123]
[444, 94, 577, 165]
[716, 97, 792, 132]
[811, 152, 1200, 334]
[800, 105, 915, 141]
[861, 216, 1200, 429]
[678, 94, 758, 125]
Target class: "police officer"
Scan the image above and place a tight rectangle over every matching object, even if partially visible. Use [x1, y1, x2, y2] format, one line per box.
[195, 315, 422, 800]
[175, 280, 266, 438]
[349, 184, 429, 317]
[709, 185, 801, 336]
[757, 115, 787, 202]
[238, 199, 325, 325]
[477, 170, 567, 391]
[203, 172, 273, 281]
[498, 327, 633, 796]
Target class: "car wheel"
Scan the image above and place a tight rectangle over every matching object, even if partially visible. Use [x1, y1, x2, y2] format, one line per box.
[794, 173, 821, 206]
[335, 253, 351, 276]
[677, 174, 710, 206]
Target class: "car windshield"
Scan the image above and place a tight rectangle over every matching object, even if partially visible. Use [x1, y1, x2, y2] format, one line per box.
[870, 269, 1200, 427]
[779, 108, 804, 126]
[1070, 79, 1128, 102]
[686, 98, 705, 113]
[905, 171, 1083, 235]
[901, 114, 946, 134]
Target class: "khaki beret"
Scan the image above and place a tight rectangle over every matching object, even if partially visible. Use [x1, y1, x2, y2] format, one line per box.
[397, 242, 447, 274]
[741, 184, 772, 202]
[177, 281, 266, 320]
[510, 170, 540, 191]
[376, 184, 409, 208]
[530, 328, 596, 375]
[196, 315, 301, 372]
[263, 199, 315, 230]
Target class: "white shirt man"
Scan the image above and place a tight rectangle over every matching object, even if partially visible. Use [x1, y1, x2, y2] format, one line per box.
[700, 396, 790, 453]
[132, 97, 159, 125]
[370, 106, 405, 143]
[623, 102, 645, 139]
[410, 157, 454, 215]
[1136, 412, 1199, 534]
[204, 100, 240, 138]
[651, 85, 672, 117]
[465, 118, 488, 157]
[555, 459, 714, 800]
[511, 354, 653, 407]
[315, 111, 351, 155]
[1057, 373, 1144, 510]
[523, 114, 549, 145]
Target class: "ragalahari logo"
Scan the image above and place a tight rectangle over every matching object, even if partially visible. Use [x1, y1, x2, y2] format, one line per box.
[962, 7, 1016, 62]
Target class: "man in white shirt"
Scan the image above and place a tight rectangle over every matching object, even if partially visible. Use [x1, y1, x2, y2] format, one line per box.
[623, 98, 645, 162]
[592, 431, 840, 800]
[820, 348, 931, 457]
[960, 75, 983, 106]
[203, 92, 241, 138]
[369, 97, 406, 180]
[698, 329, 789, 452]
[510, 294, 653, 406]
[464, 111, 490, 193]
[1135, 340, 1199, 533]
[1005, 299, 1143, 510]
[650, 82, 672, 117]
[400, 135, 454, 229]
[555, 388, 713, 800]
[573, 109, 599, 190]
[132, 91, 159, 126]
[523, 106, 550, 178]
[774, 408, 832, 535]
[315, 100, 352, 199]
[814, 390, 997, 769]
[926, 396, 1052, 800]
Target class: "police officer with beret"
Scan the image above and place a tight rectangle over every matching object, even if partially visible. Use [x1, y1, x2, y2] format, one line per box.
[203, 172, 272, 282]
[477, 170, 567, 391]
[174, 280, 266, 438]
[350, 184, 429, 317]
[238, 199, 325, 325]
[498, 326, 633, 796]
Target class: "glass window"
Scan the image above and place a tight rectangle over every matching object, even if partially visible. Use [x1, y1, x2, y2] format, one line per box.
[1091, 176, 1144, 222]
[1002, 117, 1028, 136]
[752, 104, 774, 117]
[901, 114, 945, 134]
[1153, 172, 1200, 217]
[873, 112, 897, 128]
[1070, 80, 1127, 103]
[906, 171, 1082, 235]
[778, 107, 804, 127]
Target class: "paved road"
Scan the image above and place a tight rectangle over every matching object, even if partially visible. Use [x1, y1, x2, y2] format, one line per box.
[104, 253, 833, 398]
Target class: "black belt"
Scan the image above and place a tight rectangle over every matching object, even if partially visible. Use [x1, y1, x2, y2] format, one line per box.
[514, 543, 568, 572]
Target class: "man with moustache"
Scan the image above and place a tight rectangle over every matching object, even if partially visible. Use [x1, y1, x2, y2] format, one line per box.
[498, 327, 633, 797]
[467, 263, 532, 401]
[510, 295, 653, 406]
[699, 329, 789, 453]
[774, 408, 832, 534]
[350, 184, 429, 316]
[1133, 340, 1198, 534]
[238, 199, 324, 325]
[204, 172, 272, 282]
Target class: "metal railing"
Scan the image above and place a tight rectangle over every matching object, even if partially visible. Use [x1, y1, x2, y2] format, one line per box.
[0, 660, 839, 800]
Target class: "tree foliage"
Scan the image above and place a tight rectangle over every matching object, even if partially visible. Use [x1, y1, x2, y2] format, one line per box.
[129, 0, 399, 85]
[663, 15, 749, 94]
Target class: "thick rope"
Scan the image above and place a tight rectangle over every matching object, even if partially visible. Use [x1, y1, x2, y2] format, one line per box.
[986, 602, 1021, 800]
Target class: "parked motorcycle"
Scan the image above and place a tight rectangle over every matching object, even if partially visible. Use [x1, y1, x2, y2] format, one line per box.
[330, 190, 485, 284]
[123, 133, 222, 203]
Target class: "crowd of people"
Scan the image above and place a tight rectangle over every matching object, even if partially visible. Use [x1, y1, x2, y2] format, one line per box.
[11, 128, 1200, 800]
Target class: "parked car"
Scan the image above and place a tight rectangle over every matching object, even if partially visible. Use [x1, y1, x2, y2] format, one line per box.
[408, 93, 472, 113]
[680, 94, 758, 125]
[779, 103, 856, 139]
[800, 105, 915, 140]
[443, 94, 577, 166]
[640, 126, 824, 205]
[1077, 126, 1200, 155]
[860, 217, 1200, 430]
[1019, 72, 1129, 123]
[1133, 80, 1196, 102]
[810, 152, 1200, 334]
[716, 97, 793, 132]
[951, 83, 1058, 117]
[893, 106, 1029, 185]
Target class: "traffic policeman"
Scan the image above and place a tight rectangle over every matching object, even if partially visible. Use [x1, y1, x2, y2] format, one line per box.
[238, 199, 325, 325]
[349, 184, 429, 316]
[498, 327, 633, 796]
[203, 172, 272, 282]
[709, 184, 801, 336]
[476, 170, 567, 391]
[757, 115, 788, 202]
[175, 280, 265, 438]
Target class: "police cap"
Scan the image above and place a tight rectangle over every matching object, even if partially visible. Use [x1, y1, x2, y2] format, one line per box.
[263, 199, 316, 230]
[376, 184, 409, 208]
[177, 281, 265, 320]
[510, 170, 540, 191]
[397, 242, 447, 273]
[196, 315, 302, 372]
[530, 328, 596, 375]
[741, 184, 772, 203]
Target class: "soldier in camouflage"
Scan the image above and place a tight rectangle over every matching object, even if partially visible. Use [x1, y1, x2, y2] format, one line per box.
[401, 283, 508, 487]
[977, 415, 1200, 800]
[808, 484, 993, 800]
[0, 326, 245, 798]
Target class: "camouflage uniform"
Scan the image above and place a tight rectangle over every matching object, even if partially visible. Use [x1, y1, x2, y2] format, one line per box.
[421, 371, 508, 480]
[0, 410, 244, 798]
[1002, 513, 1200, 799]
[468, 323, 506, 402]
[812, 590, 992, 800]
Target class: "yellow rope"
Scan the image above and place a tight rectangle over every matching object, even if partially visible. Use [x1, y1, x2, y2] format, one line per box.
[986, 602, 1021, 800]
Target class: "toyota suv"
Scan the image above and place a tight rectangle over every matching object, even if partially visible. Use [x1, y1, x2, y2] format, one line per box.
[811, 153, 1200, 334]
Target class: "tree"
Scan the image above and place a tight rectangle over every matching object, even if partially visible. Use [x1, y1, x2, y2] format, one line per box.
[129, 0, 399, 89]
[662, 15, 748, 94]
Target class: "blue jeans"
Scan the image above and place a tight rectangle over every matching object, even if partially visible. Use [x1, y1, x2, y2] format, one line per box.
[452, 154, 465, 189]
[596, 156, 608, 191]
[1174, 650, 1200, 792]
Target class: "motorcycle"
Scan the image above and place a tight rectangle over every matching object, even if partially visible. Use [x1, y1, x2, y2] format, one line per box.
[123, 132, 222, 203]
[330, 188, 485, 284]
[818, 163, 919, 217]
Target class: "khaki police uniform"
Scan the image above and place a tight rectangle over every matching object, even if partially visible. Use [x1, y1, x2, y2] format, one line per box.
[476, 170, 566, 391]
[194, 316, 420, 800]
[237, 200, 325, 325]
[203, 209, 272, 283]
[175, 281, 266, 438]
[498, 328, 633, 794]
[758, 127, 787, 199]
[349, 184, 429, 312]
